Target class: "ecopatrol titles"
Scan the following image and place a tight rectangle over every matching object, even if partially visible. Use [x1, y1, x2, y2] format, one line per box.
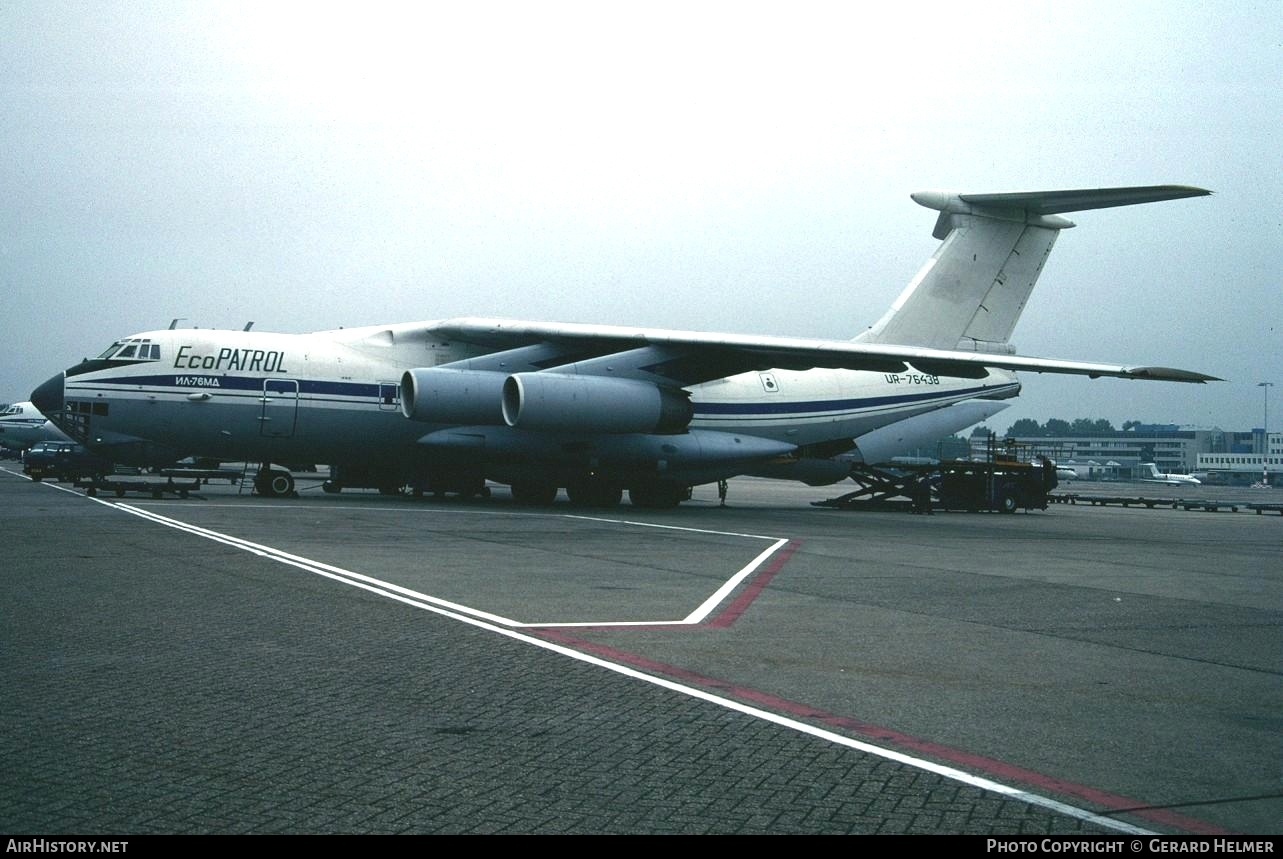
[174, 345, 289, 373]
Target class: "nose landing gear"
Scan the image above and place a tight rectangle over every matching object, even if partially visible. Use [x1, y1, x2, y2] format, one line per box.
[252, 464, 296, 498]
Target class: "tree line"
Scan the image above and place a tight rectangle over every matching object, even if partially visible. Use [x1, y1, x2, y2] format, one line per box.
[996, 418, 1146, 438]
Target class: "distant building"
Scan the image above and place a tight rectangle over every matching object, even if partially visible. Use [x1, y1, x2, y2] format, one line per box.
[1196, 431, 1282, 485]
[980, 426, 1224, 481]
[981, 425, 1280, 485]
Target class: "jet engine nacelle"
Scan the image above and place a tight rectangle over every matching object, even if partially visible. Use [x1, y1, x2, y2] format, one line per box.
[502, 373, 694, 434]
[400, 368, 507, 425]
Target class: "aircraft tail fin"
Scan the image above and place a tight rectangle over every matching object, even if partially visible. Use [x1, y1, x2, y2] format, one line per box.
[854, 185, 1211, 352]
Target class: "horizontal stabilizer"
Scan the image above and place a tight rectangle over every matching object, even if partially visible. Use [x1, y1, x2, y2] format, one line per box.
[956, 185, 1212, 215]
[911, 185, 1212, 217]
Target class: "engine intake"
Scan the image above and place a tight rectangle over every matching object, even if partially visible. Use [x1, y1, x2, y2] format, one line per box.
[502, 373, 693, 434]
[400, 368, 507, 425]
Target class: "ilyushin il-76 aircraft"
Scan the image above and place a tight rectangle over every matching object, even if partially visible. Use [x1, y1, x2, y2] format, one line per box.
[0, 401, 71, 451]
[31, 185, 1216, 507]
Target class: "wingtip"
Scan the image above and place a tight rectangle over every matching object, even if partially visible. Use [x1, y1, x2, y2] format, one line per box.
[1166, 184, 1214, 199]
[1127, 366, 1222, 383]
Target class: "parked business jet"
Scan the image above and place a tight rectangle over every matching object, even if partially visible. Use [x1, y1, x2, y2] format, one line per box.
[0, 401, 72, 451]
[1138, 462, 1202, 486]
[30, 185, 1216, 507]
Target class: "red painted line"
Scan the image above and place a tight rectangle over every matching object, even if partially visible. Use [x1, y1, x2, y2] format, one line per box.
[707, 539, 799, 628]
[533, 628, 1231, 835]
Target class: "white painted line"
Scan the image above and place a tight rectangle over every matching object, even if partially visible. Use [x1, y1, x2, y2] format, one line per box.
[112, 502, 527, 627]
[511, 535, 790, 629]
[516, 620, 692, 628]
[8, 471, 788, 628]
[682, 537, 788, 624]
[564, 513, 780, 541]
[76, 496, 1153, 835]
[116, 493, 793, 628]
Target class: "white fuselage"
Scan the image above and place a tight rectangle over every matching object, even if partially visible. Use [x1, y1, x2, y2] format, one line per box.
[42, 324, 1019, 482]
[0, 402, 71, 450]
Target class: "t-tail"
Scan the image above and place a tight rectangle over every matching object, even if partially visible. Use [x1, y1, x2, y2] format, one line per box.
[855, 185, 1212, 353]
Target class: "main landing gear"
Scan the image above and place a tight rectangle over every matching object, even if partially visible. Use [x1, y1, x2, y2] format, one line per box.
[513, 476, 691, 509]
[627, 482, 690, 510]
[564, 475, 623, 508]
[508, 480, 559, 506]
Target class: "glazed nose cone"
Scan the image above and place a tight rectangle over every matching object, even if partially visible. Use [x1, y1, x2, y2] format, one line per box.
[31, 372, 65, 415]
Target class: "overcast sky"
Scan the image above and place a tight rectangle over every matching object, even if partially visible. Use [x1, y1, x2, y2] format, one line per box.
[3, 1, 1280, 434]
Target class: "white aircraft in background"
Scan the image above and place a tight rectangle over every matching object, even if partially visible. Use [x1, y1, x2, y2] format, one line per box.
[1138, 462, 1202, 486]
[0, 401, 71, 452]
[31, 185, 1215, 507]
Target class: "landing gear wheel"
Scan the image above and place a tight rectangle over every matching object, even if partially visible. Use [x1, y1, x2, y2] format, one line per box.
[256, 469, 295, 498]
[509, 481, 558, 506]
[628, 483, 689, 509]
[566, 478, 623, 508]
[270, 471, 295, 497]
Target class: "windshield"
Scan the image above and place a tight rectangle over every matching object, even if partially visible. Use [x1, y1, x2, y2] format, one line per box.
[93, 339, 161, 362]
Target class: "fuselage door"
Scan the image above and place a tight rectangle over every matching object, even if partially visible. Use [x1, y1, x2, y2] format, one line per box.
[377, 382, 400, 412]
[259, 379, 299, 437]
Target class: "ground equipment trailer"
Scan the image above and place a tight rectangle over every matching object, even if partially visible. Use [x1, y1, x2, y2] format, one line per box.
[816, 447, 1058, 514]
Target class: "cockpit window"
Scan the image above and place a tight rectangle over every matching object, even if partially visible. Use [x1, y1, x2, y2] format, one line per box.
[93, 338, 161, 362]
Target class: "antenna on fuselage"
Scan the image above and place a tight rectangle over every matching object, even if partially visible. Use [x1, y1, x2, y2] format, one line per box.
[168, 318, 186, 330]
[243, 322, 254, 331]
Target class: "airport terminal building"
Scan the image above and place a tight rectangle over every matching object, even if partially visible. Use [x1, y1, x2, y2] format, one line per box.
[981, 425, 1280, 485]
[1196, 429, 1283, 485]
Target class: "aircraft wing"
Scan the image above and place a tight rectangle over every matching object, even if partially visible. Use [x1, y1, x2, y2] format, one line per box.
[398, 317, 1218, 387]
